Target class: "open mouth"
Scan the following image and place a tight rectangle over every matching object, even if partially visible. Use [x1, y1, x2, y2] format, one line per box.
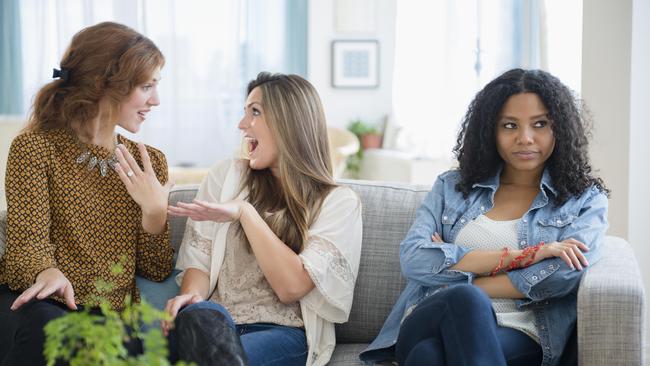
[246, 137, 259, 154]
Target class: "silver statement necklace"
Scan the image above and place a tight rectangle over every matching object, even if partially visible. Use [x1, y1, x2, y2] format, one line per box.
[75, 134, 119, 177]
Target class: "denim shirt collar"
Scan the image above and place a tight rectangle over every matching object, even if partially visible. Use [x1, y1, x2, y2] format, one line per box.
[471, 166, 558, 198]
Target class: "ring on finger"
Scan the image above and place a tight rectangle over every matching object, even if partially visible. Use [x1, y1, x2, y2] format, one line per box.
[126, 170, 134, 177]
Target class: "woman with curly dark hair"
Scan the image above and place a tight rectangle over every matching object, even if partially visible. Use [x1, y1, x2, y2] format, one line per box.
[361, 69, 609, 366]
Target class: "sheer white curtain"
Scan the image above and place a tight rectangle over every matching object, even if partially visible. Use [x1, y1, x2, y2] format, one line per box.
[392, 0, 523, 160]
[19, 0, 246, 166]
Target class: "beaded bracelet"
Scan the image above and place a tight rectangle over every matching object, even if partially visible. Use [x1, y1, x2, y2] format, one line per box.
[508, 242, 545, 270]
[489, 247, 510, 276]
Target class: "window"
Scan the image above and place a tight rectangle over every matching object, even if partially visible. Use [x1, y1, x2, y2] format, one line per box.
[16, 0, 306, 167]
[391, 0, 582, 160]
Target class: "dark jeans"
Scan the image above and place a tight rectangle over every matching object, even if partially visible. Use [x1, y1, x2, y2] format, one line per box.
[396, 284, 543, 366]
[0, 285, 142, 366]
[169, 301, 307, 366]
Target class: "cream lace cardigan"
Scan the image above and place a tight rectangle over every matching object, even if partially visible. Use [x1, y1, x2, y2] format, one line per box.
[175, 159, 363, 365]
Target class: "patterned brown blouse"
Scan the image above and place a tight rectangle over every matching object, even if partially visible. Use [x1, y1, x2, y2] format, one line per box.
[0, 128, 174, 310]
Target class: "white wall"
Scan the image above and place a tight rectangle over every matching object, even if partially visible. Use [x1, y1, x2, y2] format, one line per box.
[630, 0, 650, 356]
[583, 0, 650, 356]
[630, 0, 650, 270]
[308, 0, 396, 129]
[581, 0, 632, 239]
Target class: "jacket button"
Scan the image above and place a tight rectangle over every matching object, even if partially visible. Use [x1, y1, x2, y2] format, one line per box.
[443, 216, 448, 220]
[556, 220, 562, 224]
[540, 270, 546, 274]
[532, 276, 538, 280]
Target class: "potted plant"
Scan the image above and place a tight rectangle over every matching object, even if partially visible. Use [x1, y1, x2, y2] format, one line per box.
[347, 119, 382, 150]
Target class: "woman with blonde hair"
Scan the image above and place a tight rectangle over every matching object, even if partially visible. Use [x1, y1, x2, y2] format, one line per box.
[165, 72, 363, 366]
[0, 22, 174, 365]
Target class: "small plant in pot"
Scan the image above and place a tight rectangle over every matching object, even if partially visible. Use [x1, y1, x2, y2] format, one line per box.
[347, 119, 382, 150]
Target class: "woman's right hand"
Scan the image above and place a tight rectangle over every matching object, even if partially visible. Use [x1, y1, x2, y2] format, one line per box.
[11, 267, 77, 311]
[162, 293, 203, 336]
[530, 238, 590, 270]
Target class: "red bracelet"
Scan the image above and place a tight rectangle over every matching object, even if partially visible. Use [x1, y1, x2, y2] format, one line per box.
[490, 247, 510, 276]
[509, 242, 545, 270]
[523, 242, 544, 267]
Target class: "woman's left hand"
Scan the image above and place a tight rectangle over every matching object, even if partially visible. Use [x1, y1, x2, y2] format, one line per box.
[115, 143, 172, 214]
[168, 199, 244, 222]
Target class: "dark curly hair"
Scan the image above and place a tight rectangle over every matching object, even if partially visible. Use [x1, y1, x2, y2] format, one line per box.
[453, 68, 608, 204]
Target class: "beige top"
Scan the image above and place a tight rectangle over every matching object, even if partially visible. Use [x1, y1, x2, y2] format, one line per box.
[176, 158, 363, 366]
[210, 225, 303, 327]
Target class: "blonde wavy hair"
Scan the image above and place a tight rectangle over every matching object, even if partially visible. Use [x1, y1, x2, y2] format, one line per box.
[239, 72, 337, 253]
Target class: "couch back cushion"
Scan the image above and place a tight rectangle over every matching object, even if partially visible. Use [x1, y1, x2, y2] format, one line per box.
[167, 180, 430, 344]
[335, 180, 428, 343]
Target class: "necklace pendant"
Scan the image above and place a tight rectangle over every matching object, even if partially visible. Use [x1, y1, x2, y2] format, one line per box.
[107, 157, 118, 171]
[99, 159, 108, 177]
[76, 151, 91, 164]
[87, 156, 98, 171]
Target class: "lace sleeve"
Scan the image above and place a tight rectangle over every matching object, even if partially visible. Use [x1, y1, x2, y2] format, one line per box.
[301, 235, 354, 284]
[175, 219, 214, 278]
[299, 234, 357, 323]
[184, 224, 212, 256]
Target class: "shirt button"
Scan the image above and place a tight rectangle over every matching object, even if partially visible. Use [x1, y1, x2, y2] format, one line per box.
[460, 218, 466, 223]
[520, 240, 526, 245]
[523, 218, 528, 223]
[556, 220, 562, 224]
[532, 276, 538, 280]
[540, 270, 546, 274]
[540, 325, 546, 330]
[545, 346, 550, 351]
[443, 216, 448, 220]
[480, 206, 485, 211]
[548, 264, 554, 270]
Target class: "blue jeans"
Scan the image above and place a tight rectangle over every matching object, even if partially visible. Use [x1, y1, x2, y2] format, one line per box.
[169, 301, 307, 366]
[396, 285, 542, 366]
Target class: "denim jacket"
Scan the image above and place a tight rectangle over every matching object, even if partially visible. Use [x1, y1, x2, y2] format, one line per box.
[360, 168, 608, 366]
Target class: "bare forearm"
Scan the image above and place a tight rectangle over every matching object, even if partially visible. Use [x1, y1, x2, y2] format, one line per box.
[473, 274, 525, 299]
[179, 268, 210, 299]
[451, 248, 524, 274]
[239, 202, 314, 303]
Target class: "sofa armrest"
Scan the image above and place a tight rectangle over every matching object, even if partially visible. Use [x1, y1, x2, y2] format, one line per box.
[577, 236, 645, 365]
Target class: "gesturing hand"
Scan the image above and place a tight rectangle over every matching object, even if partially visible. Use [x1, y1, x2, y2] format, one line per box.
[162, 293, 203, 336]
[11, 267, 77, 311]
[168, 199, 244, 223]
[114, 143, 173, 214]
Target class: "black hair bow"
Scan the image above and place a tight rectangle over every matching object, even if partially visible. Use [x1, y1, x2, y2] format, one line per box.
[52, 68, 70, 83]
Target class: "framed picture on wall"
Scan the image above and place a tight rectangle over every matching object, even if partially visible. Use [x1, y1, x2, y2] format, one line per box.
[331, 40, 379, 88]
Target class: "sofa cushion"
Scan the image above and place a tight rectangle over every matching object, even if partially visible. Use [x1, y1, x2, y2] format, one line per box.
[168, 184, 200, 254]
[164, 180, 430, 344]
[334, 180, 429, 344]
